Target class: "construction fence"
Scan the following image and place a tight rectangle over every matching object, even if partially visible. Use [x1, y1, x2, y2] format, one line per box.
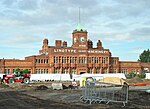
[80, 81, 129, 107]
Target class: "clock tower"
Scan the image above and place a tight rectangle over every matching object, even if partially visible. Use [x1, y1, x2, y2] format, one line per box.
[72, 23, 88, 49]
[72, 8, 88, 49]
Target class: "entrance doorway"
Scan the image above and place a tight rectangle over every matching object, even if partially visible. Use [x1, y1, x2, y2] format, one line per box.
[80, 72, 86, 75]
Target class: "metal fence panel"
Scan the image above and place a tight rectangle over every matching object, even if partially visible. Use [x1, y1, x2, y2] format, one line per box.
[80, 81, 128, 106]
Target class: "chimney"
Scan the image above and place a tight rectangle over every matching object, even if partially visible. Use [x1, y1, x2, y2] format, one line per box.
[55, 40, 62, 48]
[41, 39, 49, 54]
[88, 39, 93, 48]
[63, 41, 67, 47]
[97, 40, 102, 49]
[43, 39, 48, 45]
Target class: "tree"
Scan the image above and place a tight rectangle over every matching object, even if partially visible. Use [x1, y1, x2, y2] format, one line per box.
[22, 69, 30, 74]
[14, 68, 30, 75]
[138, 49, 150, 62]
[14, 68, 21, 75]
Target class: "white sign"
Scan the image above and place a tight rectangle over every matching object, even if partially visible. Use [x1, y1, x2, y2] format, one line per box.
[54, 49, 76, 53]
[54, 49, 108, 54]
[88, 50, 108, 53]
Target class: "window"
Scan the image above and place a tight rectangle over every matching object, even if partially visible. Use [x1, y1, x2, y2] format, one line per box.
[35, 59, 38, 63]
[46, 69, 48, 74]
[131, 69, 136, 73]
[88, 68, 92, 74]
[46, 59, 48, 63]
[62, 57, 67, 63]
[113, 69, 117, 73]
[13, 69, 15, 73]
[94, 57, 99, 63]
[113, 60, 117, 64]
[44, 59, 48, 63]
[102, 68, 107, 74]
[75, 57, 77, 64]
[79, 57, 81, 64]
[96, 68, 100, 74]
[35, 59, 48, 64]
[44, 69, 48, 74]
[83, 57, 86, 64]
[110, 69, 117, 73]
[35, 59, 40, 63]
[110, 59, 117, 65]
[54, 68, 60, 74]
[5, 69, 10, 74]
[70, 57, 74, 64]
[41, 59, 43, 63]
[62, 68, 68, 74]
[41, 69, 43, 74]
[102, 57, 107, 64]
[54, 57, 59, 63]
[121, 69, 128, 74]
[88, 57, 92, 63]
[28, 69, 31, 72]
[36, 69, 40, 74]
[71, 69, 76, 74]
[79, 57, 86, 64]
[38, 59, 41, 63]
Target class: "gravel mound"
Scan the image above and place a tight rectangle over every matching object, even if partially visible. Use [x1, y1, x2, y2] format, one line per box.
[36, 85, 48, 90]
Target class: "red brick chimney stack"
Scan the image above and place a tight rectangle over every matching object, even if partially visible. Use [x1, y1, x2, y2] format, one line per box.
[55, 40, 62, 48]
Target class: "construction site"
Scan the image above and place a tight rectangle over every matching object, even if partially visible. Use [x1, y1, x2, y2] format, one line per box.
[0, 74, 150, 109]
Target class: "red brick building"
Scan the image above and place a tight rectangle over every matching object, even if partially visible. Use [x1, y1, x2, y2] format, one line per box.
[0, 26, 150, 74]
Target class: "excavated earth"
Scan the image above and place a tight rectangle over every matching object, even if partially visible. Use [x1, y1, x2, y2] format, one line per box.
[0, 82, 150, 109]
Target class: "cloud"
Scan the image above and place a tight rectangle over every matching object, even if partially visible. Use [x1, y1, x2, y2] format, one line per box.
[101, 26, 150, 42]
[144, 20, 150, 25]
[0, 0, 150, 60]
[10, 35, 42, 44]
[44, 0, 99, 8]
[18, 0, 39, 10]
[0, 0, 100, 27]
[1, 0, 149, 28]
[103, 32, 133, 42]
[130, 27, 150, 40]
[1, 0, 18, 7]
[104, 21, 126, 29]
[129, 49, 144, 54]
[1, 0, 39, 10]
[0, 19, 24, 27]
[0, 34, 43, 49]
[98, 0, 150, 20]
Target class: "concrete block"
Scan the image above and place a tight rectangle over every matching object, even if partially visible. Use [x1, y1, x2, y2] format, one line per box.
[51, 82, 63, 90]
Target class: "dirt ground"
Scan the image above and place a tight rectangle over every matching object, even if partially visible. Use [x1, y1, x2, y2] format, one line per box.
[0, 82, 150, 109]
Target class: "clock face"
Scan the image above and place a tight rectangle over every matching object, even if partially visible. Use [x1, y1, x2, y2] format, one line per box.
[80, 37, 85, 42]
[74, 38, 77, 42]
[45, 51, 48, 55]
